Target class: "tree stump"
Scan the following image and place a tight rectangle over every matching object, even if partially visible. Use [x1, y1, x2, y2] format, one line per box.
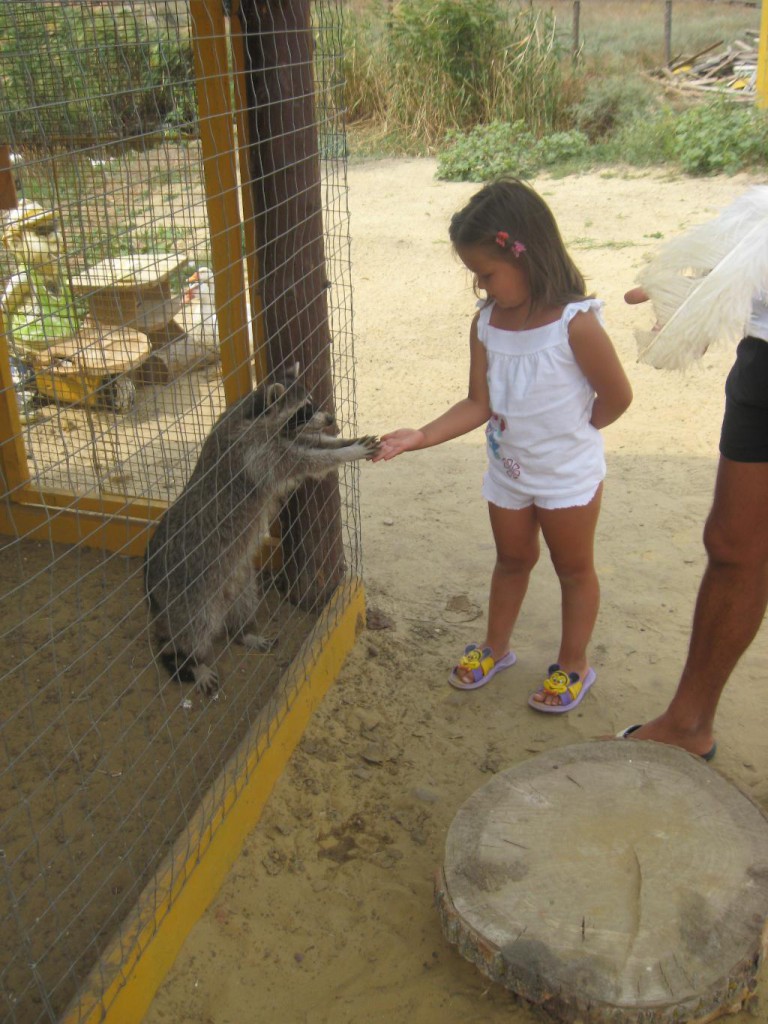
[436, 741, 768, 1024]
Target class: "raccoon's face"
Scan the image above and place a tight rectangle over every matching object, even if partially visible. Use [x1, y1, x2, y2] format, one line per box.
[281, 400, 335, 435]
[235, 366, 334, 434]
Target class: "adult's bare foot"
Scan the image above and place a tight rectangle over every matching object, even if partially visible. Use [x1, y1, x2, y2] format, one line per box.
[615, 715, 717, 761]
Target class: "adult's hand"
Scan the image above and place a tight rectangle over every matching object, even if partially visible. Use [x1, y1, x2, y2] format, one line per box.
[624, 286, 649, 305]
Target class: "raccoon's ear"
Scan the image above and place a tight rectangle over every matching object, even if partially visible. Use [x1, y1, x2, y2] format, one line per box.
[238, 388, 268, 420]
[265, 382, 286, 406]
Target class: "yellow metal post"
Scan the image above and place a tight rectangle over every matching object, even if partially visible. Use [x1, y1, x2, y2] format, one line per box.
[758, 0, 768, 109]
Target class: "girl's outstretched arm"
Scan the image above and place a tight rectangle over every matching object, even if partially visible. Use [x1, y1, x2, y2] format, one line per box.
[568, 309, 633, 429]
[374, 318, 491, 461]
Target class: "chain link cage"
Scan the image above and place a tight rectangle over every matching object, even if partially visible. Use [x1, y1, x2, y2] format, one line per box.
[0, 2, 360, 1020]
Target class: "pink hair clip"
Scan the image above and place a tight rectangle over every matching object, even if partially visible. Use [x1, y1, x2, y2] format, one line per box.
[495, 231, 526, 257]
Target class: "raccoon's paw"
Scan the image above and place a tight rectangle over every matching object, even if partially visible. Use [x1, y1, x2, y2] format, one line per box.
[242, 632, 278, 652]
[356, 435, 381, 459]
[195, 665, 220, 697]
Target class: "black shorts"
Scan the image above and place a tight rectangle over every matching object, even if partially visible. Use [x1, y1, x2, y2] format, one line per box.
[719, 337, 768, 463]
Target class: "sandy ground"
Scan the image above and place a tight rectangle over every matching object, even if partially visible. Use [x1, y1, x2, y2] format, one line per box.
[143, 161, 768, 1024]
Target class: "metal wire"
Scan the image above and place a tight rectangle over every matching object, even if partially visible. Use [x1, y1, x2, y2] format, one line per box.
[0, 1, 358, 1019]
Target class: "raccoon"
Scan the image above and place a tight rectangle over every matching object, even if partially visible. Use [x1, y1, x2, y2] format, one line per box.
[144, 367, 379, 695]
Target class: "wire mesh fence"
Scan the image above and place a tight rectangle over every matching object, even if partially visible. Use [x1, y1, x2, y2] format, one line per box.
[0, 1, 359, 1020]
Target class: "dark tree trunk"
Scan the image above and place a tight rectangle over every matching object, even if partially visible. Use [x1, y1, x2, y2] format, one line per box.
[236, 0, 345, 609]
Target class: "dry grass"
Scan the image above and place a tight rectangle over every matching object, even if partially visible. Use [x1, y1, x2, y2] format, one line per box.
[548, 0, 759, 67]
[349, 0, 759, 70]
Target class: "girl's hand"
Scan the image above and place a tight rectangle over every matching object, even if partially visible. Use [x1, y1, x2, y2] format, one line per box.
[372, 428, 426, 461]
[568, 310, 633, 430]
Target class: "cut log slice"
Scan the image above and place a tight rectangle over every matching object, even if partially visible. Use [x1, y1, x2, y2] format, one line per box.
[436, 740, 768, 1024]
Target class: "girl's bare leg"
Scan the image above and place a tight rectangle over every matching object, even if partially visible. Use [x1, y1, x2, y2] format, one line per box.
[456, 502, 539, 684]
[532, 484, 603, 706]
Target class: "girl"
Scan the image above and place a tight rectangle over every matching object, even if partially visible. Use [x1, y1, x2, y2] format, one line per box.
[375, 179, 632, 712]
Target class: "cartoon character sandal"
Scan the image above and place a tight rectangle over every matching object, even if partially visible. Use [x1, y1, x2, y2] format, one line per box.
[449, 643, 516, 691]
[528, 663, 596, 713]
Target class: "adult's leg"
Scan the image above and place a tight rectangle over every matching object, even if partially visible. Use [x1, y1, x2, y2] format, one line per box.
[531, 484, 603, 706]
[627, 456, 768, 755]
[456, 502, 539, 684]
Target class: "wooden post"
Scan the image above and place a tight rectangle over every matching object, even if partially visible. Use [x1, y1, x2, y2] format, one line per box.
[664, 0, 672, 67]
[229, 0, 268, 384]
[571, 0, 580, 64]
[0, 145, 18, 212]
[188, 0, 253, 407]
[758, 0, 768, 109]
[238, 0, 346, 610]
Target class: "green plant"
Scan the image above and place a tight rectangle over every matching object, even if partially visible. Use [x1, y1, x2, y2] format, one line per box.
[436, 122, 590, 181]
[536, 129, 590, 167]
[671, 99, 768, 175]
[437, 121, 538, 181]
[601, 107, 678, 166]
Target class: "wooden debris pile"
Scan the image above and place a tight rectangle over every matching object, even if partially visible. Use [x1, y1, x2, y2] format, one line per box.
[652, 33, 759, 101]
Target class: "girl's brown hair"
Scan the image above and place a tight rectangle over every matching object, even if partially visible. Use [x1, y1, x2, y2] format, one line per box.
[448, 178, 588, 308]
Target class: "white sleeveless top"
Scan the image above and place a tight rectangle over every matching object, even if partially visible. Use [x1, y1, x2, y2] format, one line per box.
[476, 299, 606, 503]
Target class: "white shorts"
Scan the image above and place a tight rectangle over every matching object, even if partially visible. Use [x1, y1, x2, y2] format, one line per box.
[482, 470, 603, 511]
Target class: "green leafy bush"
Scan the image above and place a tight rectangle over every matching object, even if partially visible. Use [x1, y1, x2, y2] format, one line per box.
[437, 122, 538, 181]
[671, 100, 768, 175]
[436, 122, 590, 181]
[602, 108, 679, 167]
[604, 100, 768, 175]
[536, 130, 590, 167]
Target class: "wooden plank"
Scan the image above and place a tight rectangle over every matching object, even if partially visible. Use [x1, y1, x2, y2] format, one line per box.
[189, 0, 253, 407]
[230, 0, 268, 386]
[14, 485, 168, 520]
[69, 254, 190, 290]
[0, 500, 154, 556]
[758, 0, 768, 108]
[0, 144, 18, 212]
[0, 305, 33, 496]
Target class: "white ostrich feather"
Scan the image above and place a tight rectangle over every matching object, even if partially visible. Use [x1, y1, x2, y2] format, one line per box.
[635, 186, 768, 370]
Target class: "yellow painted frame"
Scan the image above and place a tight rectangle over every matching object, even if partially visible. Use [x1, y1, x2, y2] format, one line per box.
[60, 580, 366, 1024]
[759, 0, 768, 110]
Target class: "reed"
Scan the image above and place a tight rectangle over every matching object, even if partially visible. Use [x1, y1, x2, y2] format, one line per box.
[341, 0, 760, 154]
